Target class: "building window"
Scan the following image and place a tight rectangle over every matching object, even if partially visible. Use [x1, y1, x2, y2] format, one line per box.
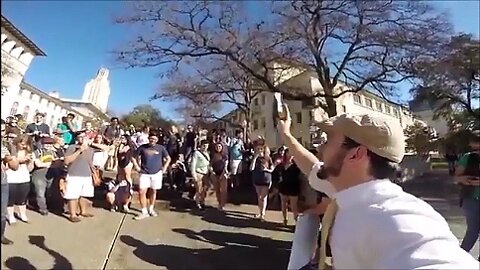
[10, 102, 19, 115]
[50, 115, 55, 127]
[253, 120, 258, 130]
[296, 112, 302, 124]
[393, 108, 399, 117]
[261, 94, 266, 105]
[365, 98, 373, 108]
[353, 94, 361, 104]
[342, 105, 347, 113]
[29, 92, 34, 99]
[18, 88, 23, 95]
[22, 106, 30, 120]
[254, 98, 258, 106]
[261, 117, 266, 128]
[385, 106, 391, 114]
[375, 102, 382, 111]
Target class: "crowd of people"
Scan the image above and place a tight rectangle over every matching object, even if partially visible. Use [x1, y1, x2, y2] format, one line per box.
[0, 112, 306, 245]
[1, 107, 479, 270]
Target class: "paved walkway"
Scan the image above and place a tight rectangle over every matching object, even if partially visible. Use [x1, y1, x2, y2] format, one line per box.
[1, 170, 478, 269]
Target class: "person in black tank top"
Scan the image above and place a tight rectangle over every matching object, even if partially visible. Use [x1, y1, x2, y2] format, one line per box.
[117, 135, 134, 183]
[210, 143, 228, 211]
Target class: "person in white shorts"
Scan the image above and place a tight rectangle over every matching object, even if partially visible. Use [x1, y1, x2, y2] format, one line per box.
[132, 132, 171, 220]
[63, 132, 105, 223]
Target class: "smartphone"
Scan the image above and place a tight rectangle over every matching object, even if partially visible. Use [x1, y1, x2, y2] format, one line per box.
[272, 92, 287, 127]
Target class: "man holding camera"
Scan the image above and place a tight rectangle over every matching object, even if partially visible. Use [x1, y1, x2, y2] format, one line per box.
[275, 104, 478, 269]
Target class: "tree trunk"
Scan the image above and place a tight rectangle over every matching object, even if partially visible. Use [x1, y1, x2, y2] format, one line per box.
[244, 108, 252, 141]
[324, 91, 338, 117]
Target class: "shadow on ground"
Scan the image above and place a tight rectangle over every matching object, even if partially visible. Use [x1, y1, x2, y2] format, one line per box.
[120, 228, 290, 270]
[161, 189, 292, 233]
[3, 235, 72, 270]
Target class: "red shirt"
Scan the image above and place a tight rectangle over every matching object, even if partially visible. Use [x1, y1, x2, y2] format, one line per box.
[85, 130, 97, 140]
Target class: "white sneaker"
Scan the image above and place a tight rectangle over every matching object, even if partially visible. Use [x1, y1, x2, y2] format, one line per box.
[134, 213, 149, 220]
[8, 216, 16, 225]
[149, 210, 158, 217]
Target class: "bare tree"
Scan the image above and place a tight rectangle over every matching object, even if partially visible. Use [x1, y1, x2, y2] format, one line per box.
[154, 57, 264, 134]
[115, 0, 451, 117]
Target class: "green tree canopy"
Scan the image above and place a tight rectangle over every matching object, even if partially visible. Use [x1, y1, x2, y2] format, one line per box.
[121, 104, 175, 129]
[404, 122, 438, 157]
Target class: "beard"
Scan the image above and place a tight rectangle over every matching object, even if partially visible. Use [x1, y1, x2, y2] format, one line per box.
[317, 151, 346, 180]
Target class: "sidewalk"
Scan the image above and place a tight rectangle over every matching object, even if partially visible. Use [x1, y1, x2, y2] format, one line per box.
[1, 208, 124, 269]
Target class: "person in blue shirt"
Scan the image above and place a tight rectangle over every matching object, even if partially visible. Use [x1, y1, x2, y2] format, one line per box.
[229, 130, 244, 188]
[132, 131, 171, 220]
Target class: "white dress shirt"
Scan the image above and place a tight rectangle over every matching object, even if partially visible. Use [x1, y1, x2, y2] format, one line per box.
[328, 177, 479, 269]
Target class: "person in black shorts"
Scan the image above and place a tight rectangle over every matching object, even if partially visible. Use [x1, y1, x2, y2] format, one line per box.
[250, 141, 274, 221]
[117, 135, 135, 183]
[211, 142, 229, 210]
[278, 148, 301, 226]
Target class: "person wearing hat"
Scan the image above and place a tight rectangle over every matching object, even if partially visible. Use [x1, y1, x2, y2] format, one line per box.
[276, 105, 478, 269]
[25, 112, 51, 149]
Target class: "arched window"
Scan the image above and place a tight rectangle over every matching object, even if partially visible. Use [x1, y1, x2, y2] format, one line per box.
[9, 102, 19, 115]
[22, 105, 30, 120]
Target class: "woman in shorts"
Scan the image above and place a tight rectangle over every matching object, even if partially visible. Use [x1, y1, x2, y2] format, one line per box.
[117, 135, 134, 183]
[250, 141, 274, 221]
[190, 140, 211, 209]
[6, 135, 34, 223]
[278, 148, 301, 225]
[211, 142, 229, 211]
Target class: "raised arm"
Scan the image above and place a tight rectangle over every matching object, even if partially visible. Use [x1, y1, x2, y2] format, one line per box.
[275, 105, 318, 176]
[64, 144, 88, 165]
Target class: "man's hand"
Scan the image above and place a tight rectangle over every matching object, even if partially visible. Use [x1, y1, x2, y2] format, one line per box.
[59, 178, 66, 197]
[276, 104, 292, 138]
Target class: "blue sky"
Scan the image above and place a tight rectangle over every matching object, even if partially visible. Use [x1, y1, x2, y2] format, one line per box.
[2, 1, 479, 120]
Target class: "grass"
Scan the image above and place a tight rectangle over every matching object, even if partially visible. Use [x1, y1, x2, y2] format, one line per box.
[431, 162, 449, 170]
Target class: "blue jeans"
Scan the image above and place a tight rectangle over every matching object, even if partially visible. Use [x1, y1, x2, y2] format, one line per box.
[1, 182, 8, 238]
[461, 197, 480, 253]
[31, 170, 53, 212]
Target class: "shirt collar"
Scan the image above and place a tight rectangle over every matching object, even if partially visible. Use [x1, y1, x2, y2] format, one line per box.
[335, 179, 401, 209]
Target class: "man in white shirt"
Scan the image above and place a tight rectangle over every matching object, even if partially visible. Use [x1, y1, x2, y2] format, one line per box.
[276, 105, 479, 269]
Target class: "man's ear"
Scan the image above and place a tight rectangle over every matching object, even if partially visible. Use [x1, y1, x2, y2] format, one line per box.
[346, 146, 368, 163]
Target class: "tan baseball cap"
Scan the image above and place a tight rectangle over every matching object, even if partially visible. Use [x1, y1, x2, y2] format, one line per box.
[318, 113, 405, 163]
